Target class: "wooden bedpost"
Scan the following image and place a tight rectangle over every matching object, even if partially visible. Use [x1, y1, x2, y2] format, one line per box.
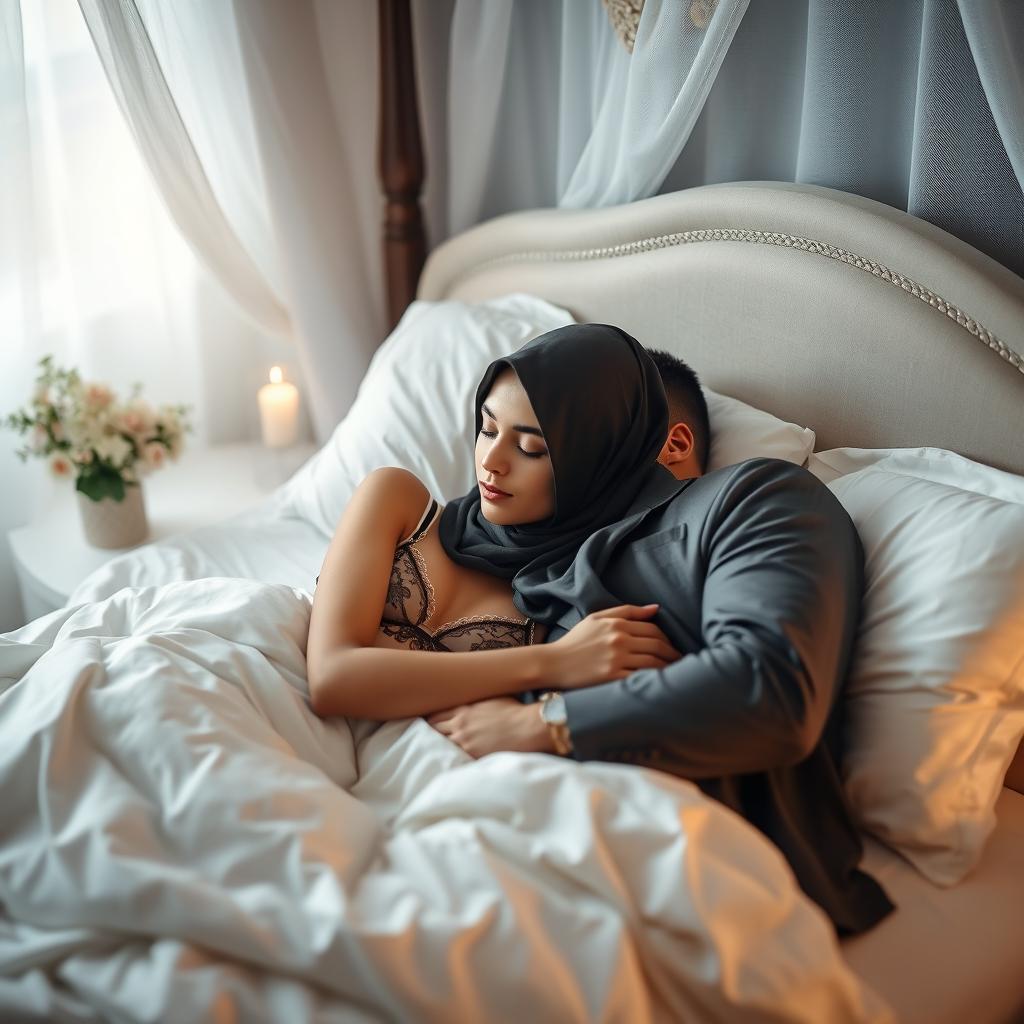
[378, 0, 427, 334]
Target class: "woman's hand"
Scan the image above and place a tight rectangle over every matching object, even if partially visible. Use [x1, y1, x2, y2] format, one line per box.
[547, 604, 682, 689]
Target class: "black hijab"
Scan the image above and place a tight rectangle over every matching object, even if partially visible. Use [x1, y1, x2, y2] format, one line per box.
[438, 322, 669, 617]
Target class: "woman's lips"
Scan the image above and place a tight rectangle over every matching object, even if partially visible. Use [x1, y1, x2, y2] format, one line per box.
[480, 481, 512, 501]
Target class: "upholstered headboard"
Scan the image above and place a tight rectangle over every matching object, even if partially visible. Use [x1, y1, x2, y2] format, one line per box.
[419, 181, 1024, 477]
[417, 180, 1024, 793]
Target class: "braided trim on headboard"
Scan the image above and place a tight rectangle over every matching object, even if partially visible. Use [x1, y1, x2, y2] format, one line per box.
[473, 227, 1024, 376]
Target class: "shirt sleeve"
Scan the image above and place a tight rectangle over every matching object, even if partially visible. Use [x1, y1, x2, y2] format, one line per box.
[561, 460, 864, 778]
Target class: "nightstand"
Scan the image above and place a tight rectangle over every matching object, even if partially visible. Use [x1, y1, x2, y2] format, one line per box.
[8, 441, 316, 621]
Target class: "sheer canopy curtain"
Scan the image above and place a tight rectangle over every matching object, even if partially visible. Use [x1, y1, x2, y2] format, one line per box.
[78, 0, 385, 444]
[442, 0, 1024, 280]
[661, 0, 1024, 279]
[446, 0, 749, 234]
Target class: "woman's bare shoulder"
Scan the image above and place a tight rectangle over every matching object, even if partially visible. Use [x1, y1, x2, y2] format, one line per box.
[359, 466, 430, 498]
[351, 467, 432, 539]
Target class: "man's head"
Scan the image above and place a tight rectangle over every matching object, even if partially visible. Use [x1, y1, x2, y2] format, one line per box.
[646, 348, 710, 481]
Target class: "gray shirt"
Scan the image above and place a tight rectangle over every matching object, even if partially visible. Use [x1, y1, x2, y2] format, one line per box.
[518, 456, 894, 936]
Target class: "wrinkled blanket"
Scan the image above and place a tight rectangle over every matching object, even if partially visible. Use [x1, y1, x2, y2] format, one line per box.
[0, 578, 892, 1023]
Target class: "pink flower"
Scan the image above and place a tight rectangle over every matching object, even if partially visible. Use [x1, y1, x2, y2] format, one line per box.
[142, 441, 166, 470]
[84, 383, 114, 410]
[48, 453, 74, 478]
[115, 400, 155, 436]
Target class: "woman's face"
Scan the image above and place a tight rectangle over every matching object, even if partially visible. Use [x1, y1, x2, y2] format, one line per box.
[475, 366, 555, 525]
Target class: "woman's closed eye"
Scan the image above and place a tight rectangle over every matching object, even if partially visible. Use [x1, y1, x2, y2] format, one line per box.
[479, 428, 548, 459]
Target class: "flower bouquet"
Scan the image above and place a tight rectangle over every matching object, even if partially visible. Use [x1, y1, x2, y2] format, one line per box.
[4, 355, 193, 547]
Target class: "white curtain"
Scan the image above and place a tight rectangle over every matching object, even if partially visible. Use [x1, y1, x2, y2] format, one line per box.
[447, 0, 749, 234]
[76, 0, 291, 338]
[0, 0, 300, 630]
[225, 0, 386, 445]
[78, 0, 393, 445]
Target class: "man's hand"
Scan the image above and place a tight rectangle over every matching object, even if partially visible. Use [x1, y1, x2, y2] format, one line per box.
[425, 697, 557, 759]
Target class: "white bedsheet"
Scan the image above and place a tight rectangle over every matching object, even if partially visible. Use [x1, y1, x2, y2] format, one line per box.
[66, 494, 328, 608]
[0, 577, 892, 1023]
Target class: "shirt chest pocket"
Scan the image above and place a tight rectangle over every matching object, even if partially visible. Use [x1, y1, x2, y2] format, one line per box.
[624, 523, 689, 557]
[608, 524, 702, 619]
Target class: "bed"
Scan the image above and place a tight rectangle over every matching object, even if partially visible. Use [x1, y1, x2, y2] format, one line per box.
[2, 2, 1024, 1016]
[2, 179, 1020, 1023]
[413, 179, 1024, 1024]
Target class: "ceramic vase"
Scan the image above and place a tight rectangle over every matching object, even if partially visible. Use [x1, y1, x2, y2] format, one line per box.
[76, 482, 149, 549]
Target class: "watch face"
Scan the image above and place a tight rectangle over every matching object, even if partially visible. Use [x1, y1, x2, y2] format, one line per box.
[541, 693, 567, 726]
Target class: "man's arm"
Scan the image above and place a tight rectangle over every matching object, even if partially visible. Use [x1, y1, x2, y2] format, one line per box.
[561, 460, 864, 778]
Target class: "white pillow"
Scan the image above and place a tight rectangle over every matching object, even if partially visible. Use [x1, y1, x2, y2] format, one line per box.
[808, 446, 1024, 886]
[280, 295, 817, 539]
[704, 388, 815, 471]
[278, 294, 575, 537]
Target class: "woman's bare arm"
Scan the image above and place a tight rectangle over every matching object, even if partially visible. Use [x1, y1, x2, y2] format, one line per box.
[306, 467, 548, 720]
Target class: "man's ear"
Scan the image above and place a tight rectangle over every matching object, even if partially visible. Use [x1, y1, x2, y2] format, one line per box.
[662, 422, 695, 463]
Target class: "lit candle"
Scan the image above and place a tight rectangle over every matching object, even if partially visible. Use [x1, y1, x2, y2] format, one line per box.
[257, 365, 299, 448]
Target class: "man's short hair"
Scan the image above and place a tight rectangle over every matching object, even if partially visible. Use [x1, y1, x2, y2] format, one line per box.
[646, 348, 711, 474]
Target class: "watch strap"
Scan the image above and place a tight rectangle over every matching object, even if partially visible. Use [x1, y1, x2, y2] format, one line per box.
[538, 692, 573, 756]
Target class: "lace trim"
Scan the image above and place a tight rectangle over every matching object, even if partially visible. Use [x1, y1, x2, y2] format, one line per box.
[380, 617, 533, 653]
[405, 542, 437, 626]
[434, 618, 533, 651]
[430, 611, 533, 637]
[379, 620, 441, 651]
[393, 508, 534, 642]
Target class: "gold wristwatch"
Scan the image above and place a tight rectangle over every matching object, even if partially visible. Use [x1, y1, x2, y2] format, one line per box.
[538, 691, 573, 755]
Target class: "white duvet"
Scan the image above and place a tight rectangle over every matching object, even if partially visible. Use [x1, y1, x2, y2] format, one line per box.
[0, 578, 892, 1023]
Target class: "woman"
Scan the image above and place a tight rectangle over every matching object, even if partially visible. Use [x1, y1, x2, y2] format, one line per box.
[306, 323, 680, 724]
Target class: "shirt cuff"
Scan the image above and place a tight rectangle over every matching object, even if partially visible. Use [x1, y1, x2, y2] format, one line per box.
[562, 683, 646, 763]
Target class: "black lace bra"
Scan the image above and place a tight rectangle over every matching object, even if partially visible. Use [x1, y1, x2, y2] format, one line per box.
[316, 494, 536, 653]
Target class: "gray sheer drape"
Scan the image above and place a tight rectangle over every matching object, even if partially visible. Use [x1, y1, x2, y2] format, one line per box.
[447, 0, 749, 233]
[662, 0, 1024, 280]
[444, 0, 1024, 280]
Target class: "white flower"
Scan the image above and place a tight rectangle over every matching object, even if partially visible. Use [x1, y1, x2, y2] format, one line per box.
[165, 430, 184, 461]
[67, 417, 103, 452]
[48, 452, 74, 478]
[95, 433, 134, 469]
[142, 441, 167, 471]
[50, 420, 65, 442]
[72, 448, 94, 465]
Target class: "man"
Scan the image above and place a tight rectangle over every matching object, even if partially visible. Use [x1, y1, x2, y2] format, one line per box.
[427, 347, 894, 937]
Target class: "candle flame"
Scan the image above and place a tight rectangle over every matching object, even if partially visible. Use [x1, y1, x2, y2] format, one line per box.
[269, 365, 283, 385]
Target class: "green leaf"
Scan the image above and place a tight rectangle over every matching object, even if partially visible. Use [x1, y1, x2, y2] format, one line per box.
[76, 467, 126, 503]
